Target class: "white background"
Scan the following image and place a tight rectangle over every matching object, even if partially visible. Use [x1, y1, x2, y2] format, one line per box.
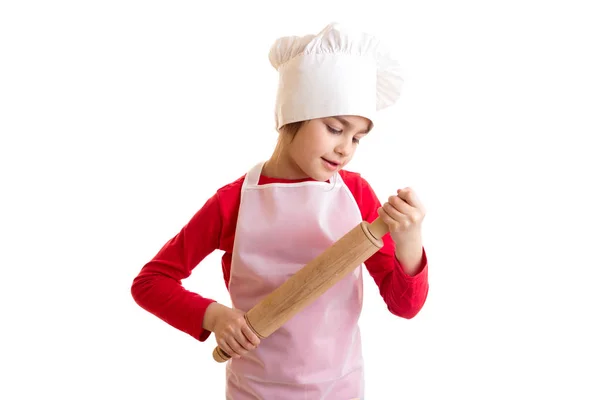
[1, 1, 599, 399]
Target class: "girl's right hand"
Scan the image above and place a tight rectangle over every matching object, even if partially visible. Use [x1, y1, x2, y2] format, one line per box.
[203, 302, 261, 359]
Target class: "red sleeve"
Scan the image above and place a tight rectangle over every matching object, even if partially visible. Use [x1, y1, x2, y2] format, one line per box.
[130, 193, 222, 342]
[343, 171, 429, 319]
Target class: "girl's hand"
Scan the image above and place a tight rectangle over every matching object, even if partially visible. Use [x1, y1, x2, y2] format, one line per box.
[378, 187, 426, 240]
[203, 303, 261, 359]
[377, 187, 426, 273]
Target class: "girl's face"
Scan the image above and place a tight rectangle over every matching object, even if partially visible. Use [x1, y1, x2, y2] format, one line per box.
[285, 115, 371, 181]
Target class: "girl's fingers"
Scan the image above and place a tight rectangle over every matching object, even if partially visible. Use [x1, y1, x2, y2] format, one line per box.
[226, 336, 246, 358]
[378, 206, 402, 230]
[388, 195, 413, 215]
[219, 327, 260, 360]
[383, 201, 411, 224]
[236, 329, 257, 351]
[397, 188, 425, 212]
[241, 324, 261, 347]
[218, 338, 238, 359]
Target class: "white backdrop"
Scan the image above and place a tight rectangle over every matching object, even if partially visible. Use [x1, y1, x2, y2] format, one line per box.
[1, 1, 599, 399]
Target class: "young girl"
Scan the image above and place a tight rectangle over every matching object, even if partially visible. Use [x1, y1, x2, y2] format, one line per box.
[131, 22, 429, 400]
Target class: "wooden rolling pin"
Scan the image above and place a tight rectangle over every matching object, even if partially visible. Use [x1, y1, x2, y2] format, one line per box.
[212, 216, 389, 362]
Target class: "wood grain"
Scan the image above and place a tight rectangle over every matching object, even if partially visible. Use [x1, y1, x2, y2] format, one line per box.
[212, 216, 389, 362]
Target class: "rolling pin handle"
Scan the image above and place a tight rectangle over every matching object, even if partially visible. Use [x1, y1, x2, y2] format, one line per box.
[367, 216, 389, 240]
[213, 346, 231, 363]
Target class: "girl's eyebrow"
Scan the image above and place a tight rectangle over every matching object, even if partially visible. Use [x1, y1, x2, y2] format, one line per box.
[331, 116, 370, 134]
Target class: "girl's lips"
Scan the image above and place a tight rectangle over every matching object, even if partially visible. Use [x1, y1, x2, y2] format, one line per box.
[322, 158, 339, 170]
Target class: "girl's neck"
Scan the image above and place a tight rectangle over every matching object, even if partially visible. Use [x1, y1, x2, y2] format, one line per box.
[262, 153, 310, 181]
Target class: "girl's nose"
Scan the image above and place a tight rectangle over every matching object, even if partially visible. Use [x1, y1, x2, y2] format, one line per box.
[335, 137, 353, 156]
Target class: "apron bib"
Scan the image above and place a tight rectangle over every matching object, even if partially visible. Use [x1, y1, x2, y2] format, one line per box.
[225, 161, 365, 400]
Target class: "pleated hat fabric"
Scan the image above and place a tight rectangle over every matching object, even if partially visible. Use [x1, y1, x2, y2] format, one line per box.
[269, 22, 404, 130]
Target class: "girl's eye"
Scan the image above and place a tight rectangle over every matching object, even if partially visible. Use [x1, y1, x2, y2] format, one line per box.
[327, 125, 342, 134]
[326, 123, 360, 144]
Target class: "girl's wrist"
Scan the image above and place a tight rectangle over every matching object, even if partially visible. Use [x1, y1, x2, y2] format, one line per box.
[394, 238, 423, 275]
[203, 302, 223, 331]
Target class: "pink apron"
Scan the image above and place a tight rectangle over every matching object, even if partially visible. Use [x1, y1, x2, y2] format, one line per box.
[225, 161, 365, 400]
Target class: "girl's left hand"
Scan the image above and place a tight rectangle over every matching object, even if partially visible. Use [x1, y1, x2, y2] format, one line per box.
[377, 187, 426, 246]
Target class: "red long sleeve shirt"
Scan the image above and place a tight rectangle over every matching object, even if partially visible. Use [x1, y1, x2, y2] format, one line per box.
[131, 169, 429, 342]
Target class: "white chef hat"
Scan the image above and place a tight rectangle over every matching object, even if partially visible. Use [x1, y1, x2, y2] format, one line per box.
[269, 22, 404, 131]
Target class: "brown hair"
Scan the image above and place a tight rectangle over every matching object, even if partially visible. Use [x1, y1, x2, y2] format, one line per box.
[272, 121, 306, 165]
[279, 121, 305, 140]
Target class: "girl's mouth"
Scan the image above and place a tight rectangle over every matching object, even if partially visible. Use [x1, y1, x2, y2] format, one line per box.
[322, 158, 339, 170]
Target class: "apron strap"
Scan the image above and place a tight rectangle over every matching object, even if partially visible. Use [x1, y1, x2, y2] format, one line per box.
[242, 160, 343, 190]
[243, 161, 265, 189]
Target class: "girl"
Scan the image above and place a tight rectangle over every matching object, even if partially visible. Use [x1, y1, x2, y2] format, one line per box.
[131, 22, 429, 400]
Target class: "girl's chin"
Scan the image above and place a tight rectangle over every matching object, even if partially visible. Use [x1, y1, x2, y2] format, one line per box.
[294, 160, 336, 182]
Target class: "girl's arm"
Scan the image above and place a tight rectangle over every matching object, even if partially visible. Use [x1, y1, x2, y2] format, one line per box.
[130, 193, 222, 341]
[364, 225, 429, 319]
[354, 175, 429, 319]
